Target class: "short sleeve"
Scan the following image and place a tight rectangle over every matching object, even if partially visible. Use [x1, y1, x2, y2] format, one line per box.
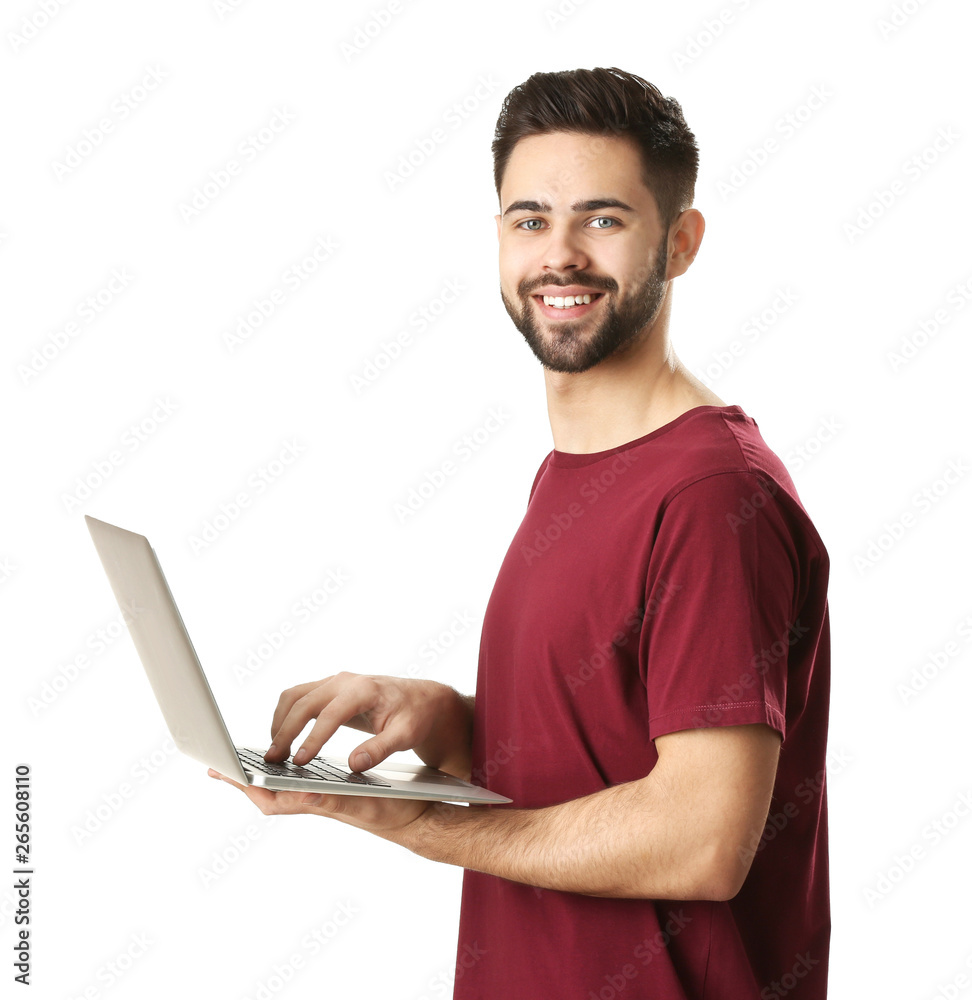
[638, 471, 799, 743]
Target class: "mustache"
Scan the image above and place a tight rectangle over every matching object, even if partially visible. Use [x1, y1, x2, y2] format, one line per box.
[519, 275, 618, 295]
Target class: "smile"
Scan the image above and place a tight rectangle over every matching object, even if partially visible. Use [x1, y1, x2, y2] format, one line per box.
[533, 293, 604, 318]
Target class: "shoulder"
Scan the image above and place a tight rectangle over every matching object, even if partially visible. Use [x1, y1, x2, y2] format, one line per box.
[657, 405, 795, 505]
[655, 408, 829, 564]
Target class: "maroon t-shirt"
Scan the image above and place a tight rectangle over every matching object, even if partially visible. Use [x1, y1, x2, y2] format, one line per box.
[453, 404, 830, 1000]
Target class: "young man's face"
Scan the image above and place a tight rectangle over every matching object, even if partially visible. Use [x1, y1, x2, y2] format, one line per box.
[495, 131, 671, 374]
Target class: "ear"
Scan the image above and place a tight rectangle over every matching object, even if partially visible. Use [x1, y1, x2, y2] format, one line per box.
[668, 208, 705, 279]
[495, 214, 502, 241]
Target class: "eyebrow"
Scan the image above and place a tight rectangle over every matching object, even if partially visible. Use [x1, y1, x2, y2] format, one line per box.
[502, 197, 635, 217]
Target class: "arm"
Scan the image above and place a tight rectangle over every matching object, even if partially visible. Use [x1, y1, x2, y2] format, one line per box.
[402, 722, 782, 901]
[210, 680, 777, 901]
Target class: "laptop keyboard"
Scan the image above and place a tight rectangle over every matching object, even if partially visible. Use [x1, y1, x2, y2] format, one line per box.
[236, 747, 392, 787]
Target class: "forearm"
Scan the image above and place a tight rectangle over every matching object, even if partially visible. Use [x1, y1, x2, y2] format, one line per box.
[401, 772, 721, 900]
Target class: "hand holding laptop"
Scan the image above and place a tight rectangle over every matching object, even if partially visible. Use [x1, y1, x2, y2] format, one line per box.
[207, 755, 444, 844]
[263, 673, 474, 780]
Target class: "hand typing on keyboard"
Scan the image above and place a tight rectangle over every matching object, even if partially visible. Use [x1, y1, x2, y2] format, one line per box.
[260, 672, 473, 782]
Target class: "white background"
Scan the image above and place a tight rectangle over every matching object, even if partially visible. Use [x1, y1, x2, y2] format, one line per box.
[3, 0, 971, 997]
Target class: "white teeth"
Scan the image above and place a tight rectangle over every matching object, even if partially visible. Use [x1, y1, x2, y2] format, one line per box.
[542, 293, 594, 309]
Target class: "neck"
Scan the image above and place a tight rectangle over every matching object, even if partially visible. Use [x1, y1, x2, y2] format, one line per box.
[543, 301, 726, 455]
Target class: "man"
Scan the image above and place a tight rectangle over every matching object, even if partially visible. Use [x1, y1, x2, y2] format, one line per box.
[210, 67, 831, 999]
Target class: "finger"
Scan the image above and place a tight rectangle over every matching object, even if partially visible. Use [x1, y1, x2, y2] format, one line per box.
[290, 682, 382, 765]
[347, 720, 416, 772]
[266, 680, 335, 757]
[271, 679, 340, 736]
[266, 677, 353, 760]
[298, 792, 347, 814]
[208, 767, 246, 790]
[208, 769, 280, 811]
[206, 767, 346, 820]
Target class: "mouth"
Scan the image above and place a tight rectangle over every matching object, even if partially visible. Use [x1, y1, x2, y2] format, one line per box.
[532, 292, 604, 319]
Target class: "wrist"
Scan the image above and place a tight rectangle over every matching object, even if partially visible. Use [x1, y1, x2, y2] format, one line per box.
[398, 798, 454, 855]
[400, 798, 518, 870]
[416, 684, 474, 781]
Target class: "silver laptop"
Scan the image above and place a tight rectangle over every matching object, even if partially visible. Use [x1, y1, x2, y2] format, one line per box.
[85, 515, 511, 805]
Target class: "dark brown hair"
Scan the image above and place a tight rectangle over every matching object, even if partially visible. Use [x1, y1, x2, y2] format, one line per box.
[492, 67, 699, 232]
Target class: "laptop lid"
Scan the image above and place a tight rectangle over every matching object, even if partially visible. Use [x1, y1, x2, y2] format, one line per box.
[85, 515, 250, 784]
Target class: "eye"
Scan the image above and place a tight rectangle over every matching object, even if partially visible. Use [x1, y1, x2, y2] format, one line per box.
[512, 216, 619, 232]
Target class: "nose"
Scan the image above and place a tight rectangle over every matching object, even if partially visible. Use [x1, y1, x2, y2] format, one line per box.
[540, 224, 590, 273]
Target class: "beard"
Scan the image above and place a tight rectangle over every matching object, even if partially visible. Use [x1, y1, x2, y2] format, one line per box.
[500, 235, 669, 374]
